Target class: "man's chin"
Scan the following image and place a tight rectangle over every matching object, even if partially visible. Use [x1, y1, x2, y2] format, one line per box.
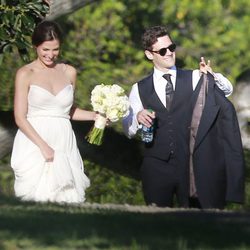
[164, 62, 175, 69]
[164, 59, 175, 67]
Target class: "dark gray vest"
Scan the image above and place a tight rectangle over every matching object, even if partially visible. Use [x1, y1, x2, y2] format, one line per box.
[138, 68, 193, 160]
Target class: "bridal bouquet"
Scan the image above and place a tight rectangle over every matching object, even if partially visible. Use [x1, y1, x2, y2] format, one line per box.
[85, 84, 130, 145]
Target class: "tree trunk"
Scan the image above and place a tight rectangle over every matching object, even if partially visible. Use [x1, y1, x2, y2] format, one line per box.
[46, 0, 100, 20]
[232, 70, 250, 150]
[0, 112, 16, 159]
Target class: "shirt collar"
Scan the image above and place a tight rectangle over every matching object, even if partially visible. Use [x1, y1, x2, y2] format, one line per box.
[153, 66, 177, 81]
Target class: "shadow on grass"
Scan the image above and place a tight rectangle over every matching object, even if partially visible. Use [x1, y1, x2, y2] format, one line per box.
[1, 196, 250, 250]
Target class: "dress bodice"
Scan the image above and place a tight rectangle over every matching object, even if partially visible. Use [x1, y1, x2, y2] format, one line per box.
[27, 84, 74, 119]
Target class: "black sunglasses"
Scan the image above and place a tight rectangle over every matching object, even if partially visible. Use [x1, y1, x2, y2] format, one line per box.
[149, 43, 176, 56]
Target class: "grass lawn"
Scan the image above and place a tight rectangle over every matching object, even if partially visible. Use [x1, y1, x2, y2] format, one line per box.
[0, 150, 249, 249]
[1, 196, 250, 250]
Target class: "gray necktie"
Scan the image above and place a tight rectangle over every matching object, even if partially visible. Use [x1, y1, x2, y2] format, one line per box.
[163, 74, 174, 110]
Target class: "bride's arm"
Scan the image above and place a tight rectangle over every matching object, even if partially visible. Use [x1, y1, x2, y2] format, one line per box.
[14, 67, 54, 161]
[70, 106, 97, 121]
[66, 64, 97, 121]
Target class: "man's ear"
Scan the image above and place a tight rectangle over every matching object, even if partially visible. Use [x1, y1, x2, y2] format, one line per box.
[145, 50, 153, 60]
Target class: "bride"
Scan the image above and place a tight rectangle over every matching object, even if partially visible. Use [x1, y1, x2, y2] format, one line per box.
[11, 20, 96, 203]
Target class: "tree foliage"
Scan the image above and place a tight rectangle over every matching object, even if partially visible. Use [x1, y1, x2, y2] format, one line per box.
[56, 0, 250, 110]
[1, 0, 250, 116]
[0, 0, 49, 63]
[61, 0, 150, 110]
[161, 0, 250, 83]
[1, 0, 250, 117]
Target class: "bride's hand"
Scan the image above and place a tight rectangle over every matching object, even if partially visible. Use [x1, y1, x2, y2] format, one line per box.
[95, 113, 109, 127]
[40, 144, 55, 162]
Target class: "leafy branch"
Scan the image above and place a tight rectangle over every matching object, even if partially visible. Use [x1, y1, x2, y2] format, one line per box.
[0, 0, 49, 63]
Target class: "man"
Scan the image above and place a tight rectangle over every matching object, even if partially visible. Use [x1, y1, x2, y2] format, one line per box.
[123, 26, 233, 208]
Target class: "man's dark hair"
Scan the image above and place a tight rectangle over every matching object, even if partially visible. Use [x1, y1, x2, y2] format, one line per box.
[32, 20, 63, 47]
[141, 26, 172, 51]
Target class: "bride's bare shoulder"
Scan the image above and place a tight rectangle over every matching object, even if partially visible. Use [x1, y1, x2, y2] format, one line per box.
[60, 63, 77, 84]
[61, 63, 76, 74]
[16, 62, 35, 80]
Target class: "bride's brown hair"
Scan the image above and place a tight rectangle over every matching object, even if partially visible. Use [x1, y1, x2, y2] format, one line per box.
[32, 20, 63, 47]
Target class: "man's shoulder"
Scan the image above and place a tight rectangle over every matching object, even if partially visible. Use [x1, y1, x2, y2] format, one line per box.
[138, 72, 153, 85]
[177, 67, 193, 74]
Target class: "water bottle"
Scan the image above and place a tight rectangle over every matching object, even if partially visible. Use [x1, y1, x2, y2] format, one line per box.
[141, 109, 154, 143]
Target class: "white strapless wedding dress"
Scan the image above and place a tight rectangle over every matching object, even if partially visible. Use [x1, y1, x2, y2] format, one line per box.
[11, 84, 90, 203]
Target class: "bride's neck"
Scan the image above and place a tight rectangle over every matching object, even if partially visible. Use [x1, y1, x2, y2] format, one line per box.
[35, 58, 57, 69]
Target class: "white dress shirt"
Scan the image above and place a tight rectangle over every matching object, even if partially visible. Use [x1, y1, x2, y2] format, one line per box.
[123, 66, 233, 138]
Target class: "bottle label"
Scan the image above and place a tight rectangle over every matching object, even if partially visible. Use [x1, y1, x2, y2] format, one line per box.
[141, 109, 154, 143]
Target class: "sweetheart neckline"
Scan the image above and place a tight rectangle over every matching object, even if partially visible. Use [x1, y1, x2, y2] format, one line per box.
[29, 84, 72, 97]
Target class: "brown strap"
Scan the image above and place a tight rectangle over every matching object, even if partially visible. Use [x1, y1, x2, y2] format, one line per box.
[189, 74, 208, 197]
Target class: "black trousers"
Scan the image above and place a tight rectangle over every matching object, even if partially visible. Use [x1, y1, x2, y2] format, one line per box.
[141, 156, 189, 208]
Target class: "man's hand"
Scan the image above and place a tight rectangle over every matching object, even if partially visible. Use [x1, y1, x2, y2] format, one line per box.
[137, 109, 155, 128]
[199, 56, 213, 75]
